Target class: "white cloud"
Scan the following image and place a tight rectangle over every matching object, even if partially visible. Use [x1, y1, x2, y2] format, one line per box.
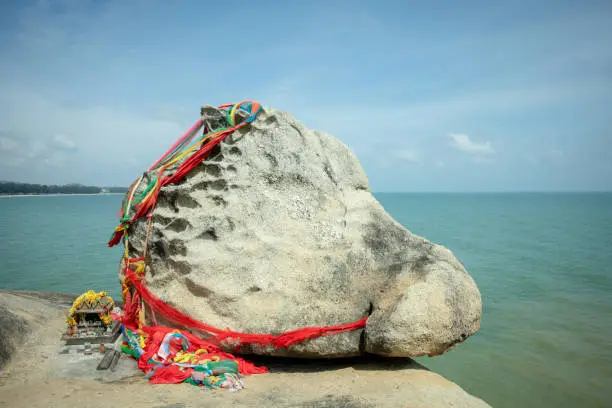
[27, 140, 46, 159]
[0, 136, 18, 152]
[0, 136, 47, 169]
[448, 133, 495, 156]
[52, 134, 76, 150]
[5, 157, 26, 168]
[435, 160, 445, 168]
[393, 149, 420, 165]
[0, 88, 190, 185]
[43, 152, 66, 168]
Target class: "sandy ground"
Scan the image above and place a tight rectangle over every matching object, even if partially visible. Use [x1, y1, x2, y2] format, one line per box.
[0, 291, 491, 408]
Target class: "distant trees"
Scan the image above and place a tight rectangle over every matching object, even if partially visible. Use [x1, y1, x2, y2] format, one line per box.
[105, 187, 129, 193]
[0, 182, 128, 195]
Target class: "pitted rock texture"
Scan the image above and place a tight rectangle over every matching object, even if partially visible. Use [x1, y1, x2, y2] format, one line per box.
[121, 106, 482, 358]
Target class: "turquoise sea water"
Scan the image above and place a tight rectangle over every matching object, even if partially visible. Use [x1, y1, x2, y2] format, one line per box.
[1, 192, 611, 408]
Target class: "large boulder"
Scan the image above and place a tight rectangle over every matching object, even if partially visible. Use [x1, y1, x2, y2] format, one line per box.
[122, 106, 482, 358]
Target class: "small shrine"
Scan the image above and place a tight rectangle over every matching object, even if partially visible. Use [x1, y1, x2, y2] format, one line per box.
[62, 290, 120, 346]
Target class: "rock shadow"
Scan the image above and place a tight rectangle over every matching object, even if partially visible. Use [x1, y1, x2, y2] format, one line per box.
[243, 354, 430, 374]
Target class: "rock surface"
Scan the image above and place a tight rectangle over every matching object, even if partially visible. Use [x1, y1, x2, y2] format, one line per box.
[123, 106, 482, 358]
[0, 291, 75, 369]
[0, 291, 492, 408]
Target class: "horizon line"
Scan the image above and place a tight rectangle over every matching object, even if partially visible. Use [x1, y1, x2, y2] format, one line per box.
[373, 190, 612, 194]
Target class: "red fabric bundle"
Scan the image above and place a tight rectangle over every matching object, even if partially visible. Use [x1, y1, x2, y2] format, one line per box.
[122, 323, 268, 380]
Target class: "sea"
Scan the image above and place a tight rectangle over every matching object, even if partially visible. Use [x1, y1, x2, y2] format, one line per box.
[0, 192, 610, 408]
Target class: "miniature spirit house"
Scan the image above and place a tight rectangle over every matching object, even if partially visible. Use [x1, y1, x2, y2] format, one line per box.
[64, 290, 119, 344]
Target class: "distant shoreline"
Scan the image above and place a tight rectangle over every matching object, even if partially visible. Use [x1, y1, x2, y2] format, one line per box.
[0, 193, 125, 198]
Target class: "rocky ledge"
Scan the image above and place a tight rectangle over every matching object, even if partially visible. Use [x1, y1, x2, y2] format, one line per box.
[0, 290, 491, 408]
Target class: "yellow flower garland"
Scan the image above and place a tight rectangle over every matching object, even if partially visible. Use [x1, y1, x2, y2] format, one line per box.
[66, 290, 115, 327]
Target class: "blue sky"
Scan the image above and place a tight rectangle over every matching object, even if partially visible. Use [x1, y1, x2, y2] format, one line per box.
[0, 0, 610, 192]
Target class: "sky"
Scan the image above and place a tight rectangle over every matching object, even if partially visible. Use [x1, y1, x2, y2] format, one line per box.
[0, 0, 610, 192]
